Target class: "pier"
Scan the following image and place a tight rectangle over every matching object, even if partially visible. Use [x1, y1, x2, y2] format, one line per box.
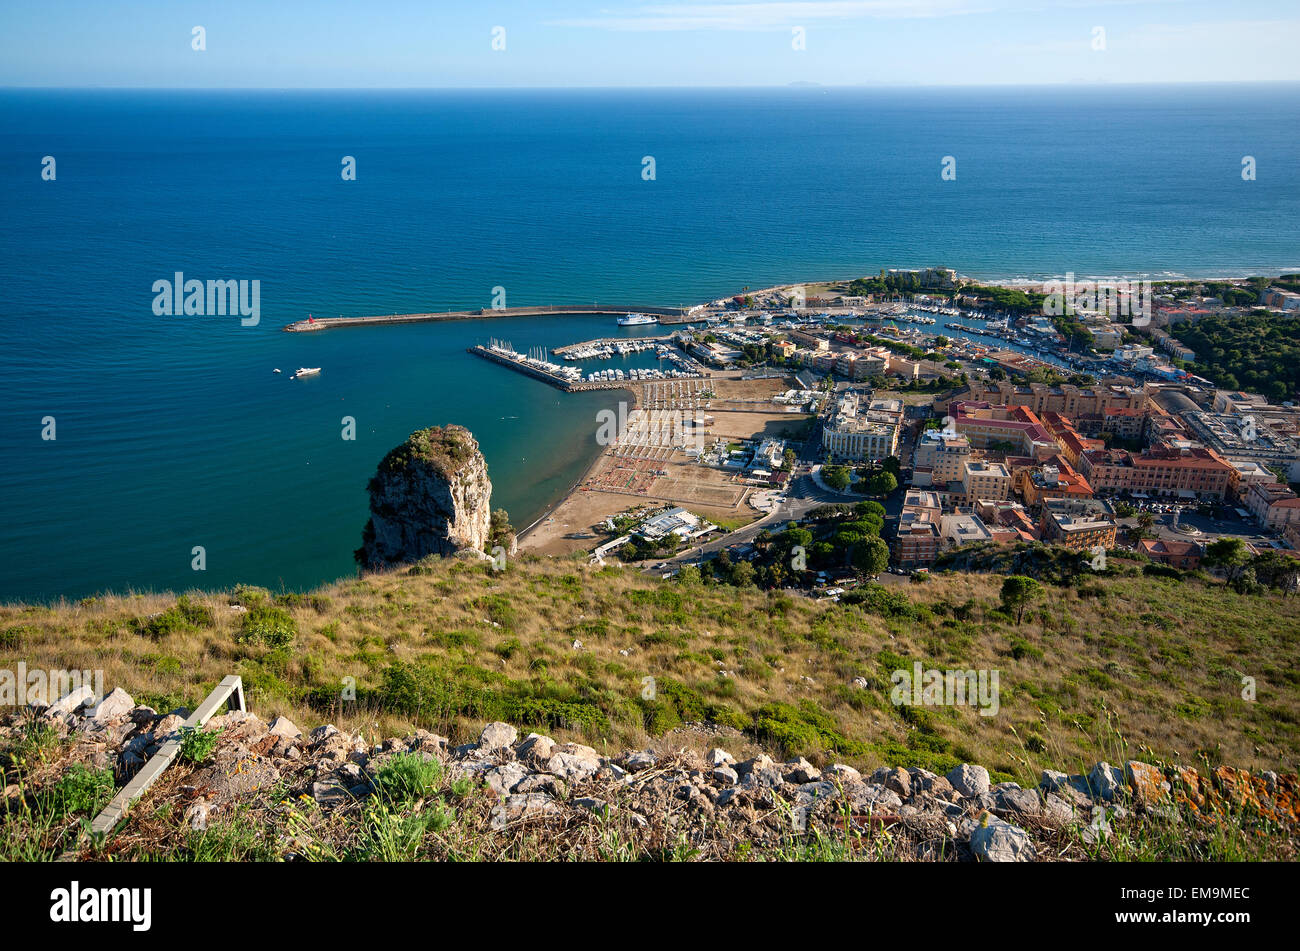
[551, 335, 673, 360]
[283, 304, 690, 332]
[467, 345, 633, 392]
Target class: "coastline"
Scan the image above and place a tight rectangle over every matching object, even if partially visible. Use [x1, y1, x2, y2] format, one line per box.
[514, 387, 638, 544]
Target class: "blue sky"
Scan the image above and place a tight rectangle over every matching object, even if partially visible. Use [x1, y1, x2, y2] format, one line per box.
[2, 0, 1298, 87]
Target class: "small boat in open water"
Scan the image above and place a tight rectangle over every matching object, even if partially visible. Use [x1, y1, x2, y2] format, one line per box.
[291, 367, 321, 380]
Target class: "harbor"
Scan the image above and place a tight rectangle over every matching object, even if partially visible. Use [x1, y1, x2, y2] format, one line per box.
[468, 333, 707, 391]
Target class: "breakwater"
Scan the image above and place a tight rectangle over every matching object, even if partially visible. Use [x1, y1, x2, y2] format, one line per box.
[284, 304, 693, 332]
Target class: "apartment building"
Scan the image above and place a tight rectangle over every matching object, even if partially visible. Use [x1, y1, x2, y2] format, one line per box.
[1139, 539, 1203, 569]
[1018, 456, 1095, 510]
[1078, 446, 1234, 499]
[1243, 481, 1300, 530]
[822, 393, 903, 462]
[948, 401, 1060, 459]
[912, 431, 973, 488]
[1228, 461, 1279, 501]
[1183, 410, 1300, 483]
[893, 490, 943, 566]
[939, 510, 994, 549]
[1039, 498, 1117, 550]
[1042, 411, 1105, 467]
[943, 380, 1149, 418]
[974, 499, 1039, 540]
[959, 460, 1012, 502]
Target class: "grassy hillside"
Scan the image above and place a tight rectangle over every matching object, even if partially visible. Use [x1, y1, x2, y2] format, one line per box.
[2, 552, 1297, 786]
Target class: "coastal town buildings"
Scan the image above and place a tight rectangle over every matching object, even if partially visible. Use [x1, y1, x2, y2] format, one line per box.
[1261, 288, 1300, 311]
[1182, 409, 1300, 483]
[1139, 538, 1203, 569]
[973, 499, 1038, 540]
[1078, 446, 1234, 499]
[894, 490, 943, 567]
[822, 393, 903, 462]
[946, 401, 1059, 459]
[1039, 498, 1117, 550]
[940, 380, 1149, 418]
[939, 510, 994, 549]
[911, 431, 973, 489]
[1242, 481, 1300, 530]
[958, 460, 1012, 503]
[1228, 461, 1278, 500]
[1017, 457, 1095, 510]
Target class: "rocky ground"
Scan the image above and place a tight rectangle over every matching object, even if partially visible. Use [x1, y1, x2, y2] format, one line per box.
[5, 686, 1298, 862]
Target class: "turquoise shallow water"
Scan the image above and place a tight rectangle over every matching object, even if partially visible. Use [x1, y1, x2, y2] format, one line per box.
[1, 85, 1297, 601]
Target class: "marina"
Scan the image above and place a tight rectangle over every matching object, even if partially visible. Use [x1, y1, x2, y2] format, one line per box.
[469, 333, 707, 390]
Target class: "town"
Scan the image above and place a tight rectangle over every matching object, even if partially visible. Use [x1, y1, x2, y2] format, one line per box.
[520, 268, 1300, 599]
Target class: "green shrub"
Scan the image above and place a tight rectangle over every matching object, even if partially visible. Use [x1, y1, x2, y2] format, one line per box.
[372, 753, 443, 805]
[407, 555, 443, 576]
[750, 700, 867, 758]
[236, 604, 296, 649]
[839, 583, 926, 620]
[0, 624, 37, 650]
[473, 594, 517, 629]
[273, 592, 333, 612]
[131, 596, 214, 639]
[1008, 636, 1045, 661]
[39, 764, 115, 820]
[1142, 563, 1183, 580]
[178, 726, 223, 764]
[230, 584, 271, 606]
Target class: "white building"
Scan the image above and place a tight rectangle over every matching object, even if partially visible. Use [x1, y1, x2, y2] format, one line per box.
[822, 393, 903, 462]
[939, 511, 993, 549]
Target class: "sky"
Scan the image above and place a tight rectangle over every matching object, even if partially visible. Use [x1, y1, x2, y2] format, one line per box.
[1, 0, 1298, 87]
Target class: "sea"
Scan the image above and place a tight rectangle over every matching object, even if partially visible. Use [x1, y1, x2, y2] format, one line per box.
[1, 84, 1297, 601]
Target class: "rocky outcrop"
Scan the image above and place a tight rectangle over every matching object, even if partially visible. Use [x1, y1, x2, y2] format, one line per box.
[355, 425, 496, 567]
[13, 690, 1300, 863]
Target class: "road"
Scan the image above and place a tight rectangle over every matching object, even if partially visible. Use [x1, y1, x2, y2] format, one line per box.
[1114, 507, 1278, 549]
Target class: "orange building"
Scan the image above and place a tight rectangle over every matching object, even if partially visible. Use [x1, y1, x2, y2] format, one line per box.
[1079, 446, 1233, 500]
[1138, 539, 1202, 569]
[1018, 455, 1096, 510]
[1039, 498, 1117, 550]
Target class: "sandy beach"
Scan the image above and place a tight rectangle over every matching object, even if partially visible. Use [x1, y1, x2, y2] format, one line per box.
[519, 374, 812, 558]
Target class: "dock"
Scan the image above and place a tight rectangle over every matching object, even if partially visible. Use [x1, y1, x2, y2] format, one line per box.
[551, 335, 673, 360]
[283, 304, 691, 333]
[467, 345, 632, 392]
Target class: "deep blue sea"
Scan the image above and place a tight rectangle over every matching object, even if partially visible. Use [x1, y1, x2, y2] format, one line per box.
[1, 85, 1297, 601]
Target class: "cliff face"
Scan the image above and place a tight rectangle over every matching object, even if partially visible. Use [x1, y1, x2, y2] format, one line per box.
[356, 425, 494, 567]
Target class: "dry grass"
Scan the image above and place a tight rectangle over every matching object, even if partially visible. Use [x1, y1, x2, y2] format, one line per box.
[1, 554, 1297, 786]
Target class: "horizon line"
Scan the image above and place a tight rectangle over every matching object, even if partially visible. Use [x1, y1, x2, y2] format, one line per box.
[4, 79, 1300, 92]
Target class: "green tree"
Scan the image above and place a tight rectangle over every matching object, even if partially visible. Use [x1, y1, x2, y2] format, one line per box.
[1000, 575, 1043, 624]
[854, 500, 887, 519]
[1129, 510, 1156, 545]
[851, 537, 890, 576]
[730, 560, 757, 588]
[823, 465, 851, 491]
[490, 508, 514, 549]
[1203, 538, 1249, 581]
[865, 471, 898, 497]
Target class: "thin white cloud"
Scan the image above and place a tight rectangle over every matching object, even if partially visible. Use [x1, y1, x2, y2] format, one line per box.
[551, 1, 988, 31]
[997, 16, 1300, 56]
[549, 0, 1187, 31]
